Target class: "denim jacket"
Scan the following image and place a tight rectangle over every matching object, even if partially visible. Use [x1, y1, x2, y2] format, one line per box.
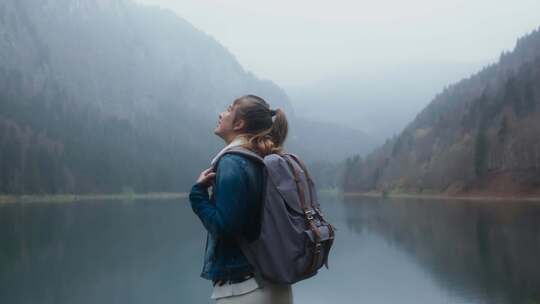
[189, 153, 264, 281]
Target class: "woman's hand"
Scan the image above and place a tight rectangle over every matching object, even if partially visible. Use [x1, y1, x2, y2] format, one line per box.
[196, 167, 216, 187]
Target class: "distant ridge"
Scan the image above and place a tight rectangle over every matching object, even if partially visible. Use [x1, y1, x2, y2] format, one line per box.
[343, 27, 540, 197]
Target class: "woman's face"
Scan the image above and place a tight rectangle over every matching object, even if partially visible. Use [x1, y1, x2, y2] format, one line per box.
[214, 103, 242, 142]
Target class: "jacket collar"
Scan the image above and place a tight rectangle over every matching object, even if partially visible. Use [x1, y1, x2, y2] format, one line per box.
[210, 135, 249, 166]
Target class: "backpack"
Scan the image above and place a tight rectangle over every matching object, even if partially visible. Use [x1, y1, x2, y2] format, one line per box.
[212, 146, 336, 285]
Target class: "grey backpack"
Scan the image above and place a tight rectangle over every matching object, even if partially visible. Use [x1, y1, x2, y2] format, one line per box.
[213, 147, 336, 285]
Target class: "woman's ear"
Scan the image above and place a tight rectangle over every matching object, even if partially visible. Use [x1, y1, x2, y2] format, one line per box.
[233, 119, 245, 132]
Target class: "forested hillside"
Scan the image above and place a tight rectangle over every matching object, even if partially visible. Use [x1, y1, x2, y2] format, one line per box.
[343, 28, 540, 197]
[0, 0, 372, 194]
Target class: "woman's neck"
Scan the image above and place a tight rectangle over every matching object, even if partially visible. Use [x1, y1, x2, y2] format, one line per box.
[225, 133, 248, 145]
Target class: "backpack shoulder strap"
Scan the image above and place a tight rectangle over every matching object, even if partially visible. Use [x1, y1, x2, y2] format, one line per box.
[211, 146, 265, 172]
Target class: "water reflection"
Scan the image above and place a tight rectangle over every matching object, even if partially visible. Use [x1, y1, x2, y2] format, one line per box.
[2, 197, 540, 304]
[0, 200, 213, 304]
[342, 197, 540, 304]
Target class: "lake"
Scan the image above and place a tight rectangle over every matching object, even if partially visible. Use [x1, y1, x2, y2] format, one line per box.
[1, 195, 540, 304]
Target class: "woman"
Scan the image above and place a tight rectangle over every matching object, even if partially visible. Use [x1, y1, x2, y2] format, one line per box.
[189, 95, 293, 303]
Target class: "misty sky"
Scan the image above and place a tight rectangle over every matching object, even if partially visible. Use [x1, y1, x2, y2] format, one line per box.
[136, 0, 540, 87]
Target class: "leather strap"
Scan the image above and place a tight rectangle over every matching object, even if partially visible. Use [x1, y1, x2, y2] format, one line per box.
[284, 153, 336, 271]
[285, 153, 333, 239]
[282, 154, 308, 211]
[281, 153, 323, 275]
[285, 153, 319, 212]
[285, 153, 312, 180]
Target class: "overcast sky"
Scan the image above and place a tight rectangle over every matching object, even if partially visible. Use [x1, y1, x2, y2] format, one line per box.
[136, 0, 540, 87]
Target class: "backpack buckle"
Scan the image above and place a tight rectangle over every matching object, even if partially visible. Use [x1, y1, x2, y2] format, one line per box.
[304, 209, 316, 215]
[304, 209, 316, 220]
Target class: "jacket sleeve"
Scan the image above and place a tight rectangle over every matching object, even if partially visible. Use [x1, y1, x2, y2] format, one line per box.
[189, 155, 249, 238]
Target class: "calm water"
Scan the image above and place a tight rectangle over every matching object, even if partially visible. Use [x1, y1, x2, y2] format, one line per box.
[1, 196, 540, 304]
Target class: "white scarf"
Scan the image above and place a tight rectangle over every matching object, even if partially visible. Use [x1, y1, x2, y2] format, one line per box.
[210, 135, 249, 167]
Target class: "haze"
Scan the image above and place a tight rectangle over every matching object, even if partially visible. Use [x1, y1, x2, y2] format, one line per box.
[134, 0, 540, 138]
[137, 0, 540, 87]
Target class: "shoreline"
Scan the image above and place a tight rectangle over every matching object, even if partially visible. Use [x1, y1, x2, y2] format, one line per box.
[0, 192, 188, 204]
[343, 191, 540, 202]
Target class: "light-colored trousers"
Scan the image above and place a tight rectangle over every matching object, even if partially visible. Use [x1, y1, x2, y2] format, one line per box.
[215, 283, 293, 304]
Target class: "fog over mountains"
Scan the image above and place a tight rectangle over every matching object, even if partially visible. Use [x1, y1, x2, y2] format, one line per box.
[287, 61, 488, 141]
[0, 0, 372, 194]
[6, 0, 538, 196]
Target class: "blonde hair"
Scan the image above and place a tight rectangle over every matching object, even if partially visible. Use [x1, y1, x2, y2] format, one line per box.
[232, 95, 288, 156]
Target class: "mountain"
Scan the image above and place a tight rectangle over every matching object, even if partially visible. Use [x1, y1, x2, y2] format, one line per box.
[342, 27, 540, 197]
[0, 0, 372, 194]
